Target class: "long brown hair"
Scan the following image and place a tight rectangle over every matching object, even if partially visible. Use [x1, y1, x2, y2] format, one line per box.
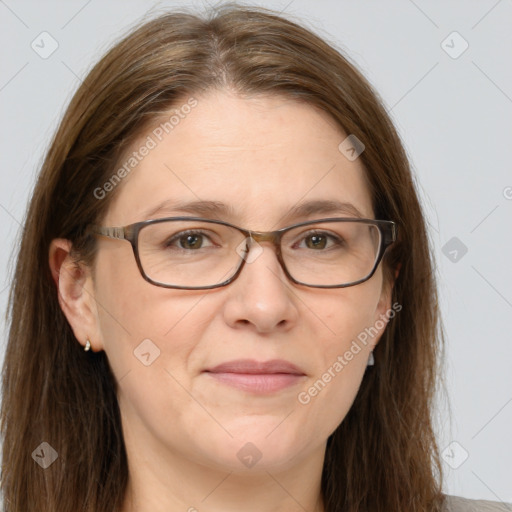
[1, 4, 446, 511]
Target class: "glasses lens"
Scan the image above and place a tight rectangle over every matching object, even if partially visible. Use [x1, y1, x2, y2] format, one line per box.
[138, 220, 246, 287]
[137, 219, 382, 288]
[281, 220, 381, 286]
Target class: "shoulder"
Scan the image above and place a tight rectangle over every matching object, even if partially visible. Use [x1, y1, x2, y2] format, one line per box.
[443, 494, 512, 511]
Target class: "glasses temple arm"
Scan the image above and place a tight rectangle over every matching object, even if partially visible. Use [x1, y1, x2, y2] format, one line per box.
[90, 226, 127, 240]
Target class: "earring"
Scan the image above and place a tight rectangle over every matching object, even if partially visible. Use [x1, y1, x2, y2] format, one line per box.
[84, 339, 91, 352]
[367, 351, 374, 366]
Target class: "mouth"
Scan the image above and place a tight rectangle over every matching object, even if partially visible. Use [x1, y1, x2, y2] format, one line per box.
[203, 359, 306, 394]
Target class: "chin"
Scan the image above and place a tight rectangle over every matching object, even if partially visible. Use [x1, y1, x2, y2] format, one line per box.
[192, 424, 309, 473]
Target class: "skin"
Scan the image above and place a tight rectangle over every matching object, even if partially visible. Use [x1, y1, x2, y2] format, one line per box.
[50, 89, 395, 512]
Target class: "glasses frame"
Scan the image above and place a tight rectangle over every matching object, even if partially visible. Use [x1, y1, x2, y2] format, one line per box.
[90, 216, 397, 290]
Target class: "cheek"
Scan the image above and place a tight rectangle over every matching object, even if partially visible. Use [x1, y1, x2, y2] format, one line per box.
[93, 268, 213, 449]
[92, 247, 208, 381]
[296, 285, 381, 431]
[316, 282, 381, 356]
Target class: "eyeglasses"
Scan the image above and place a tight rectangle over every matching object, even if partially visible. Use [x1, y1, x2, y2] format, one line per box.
[89, 216, 397, 290]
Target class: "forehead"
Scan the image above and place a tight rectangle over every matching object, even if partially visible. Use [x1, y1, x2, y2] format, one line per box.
[103, 90, 374, 228]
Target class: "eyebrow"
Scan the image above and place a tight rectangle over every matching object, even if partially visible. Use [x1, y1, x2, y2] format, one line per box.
[141, 198, 368, 223]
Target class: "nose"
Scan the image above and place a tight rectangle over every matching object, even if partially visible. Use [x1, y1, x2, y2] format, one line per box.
[221, 239, 300, 334]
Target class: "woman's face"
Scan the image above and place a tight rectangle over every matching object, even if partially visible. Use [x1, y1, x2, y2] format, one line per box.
[80, 90, 393, 474]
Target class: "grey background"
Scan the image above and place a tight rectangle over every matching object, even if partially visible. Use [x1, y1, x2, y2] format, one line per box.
[1, 0, 511, 503]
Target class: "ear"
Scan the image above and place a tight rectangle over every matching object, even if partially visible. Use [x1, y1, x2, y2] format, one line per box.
[49, 238, 101, 352]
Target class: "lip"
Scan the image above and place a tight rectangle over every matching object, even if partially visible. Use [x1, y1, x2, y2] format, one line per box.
[205, 359, 305, 375]
[203, 359, 306, 394]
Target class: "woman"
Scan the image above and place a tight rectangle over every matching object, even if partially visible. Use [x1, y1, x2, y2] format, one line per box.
[1, 5, 509, 512]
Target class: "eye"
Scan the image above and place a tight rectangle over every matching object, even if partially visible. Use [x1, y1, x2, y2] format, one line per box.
[304, 233, 328, 250]
[296, 230, 344, 250]
[165, 231, 215, 250]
